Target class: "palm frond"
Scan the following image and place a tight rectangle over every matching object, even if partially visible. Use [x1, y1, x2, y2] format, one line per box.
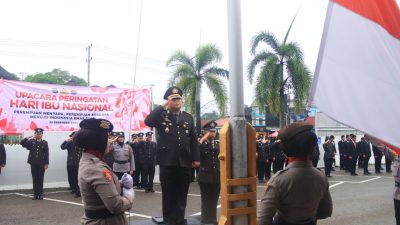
[175, 76, 197, 114]
[282, 10, 299, 45]
[250, 31, 280, 55]
[286, 58, 311, 113]
[204, 74, 228, 116]
[247, 51, 277, 83]
[167, 65, 196, 86]
[195, 44, 222, 73]
[281, 42, 304, 62]
[202, 66, 229, 79]
[166, 50, 194, 69]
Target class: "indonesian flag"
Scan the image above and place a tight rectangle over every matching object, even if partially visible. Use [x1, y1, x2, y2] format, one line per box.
[310, 0, 400, 150]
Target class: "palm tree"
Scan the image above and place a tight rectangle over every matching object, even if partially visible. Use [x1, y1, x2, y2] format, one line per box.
[166, 43, 229, 134]
[247, 16, 311, 128]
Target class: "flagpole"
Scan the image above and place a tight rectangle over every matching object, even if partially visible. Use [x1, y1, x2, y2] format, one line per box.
[226, 0, 248, 225]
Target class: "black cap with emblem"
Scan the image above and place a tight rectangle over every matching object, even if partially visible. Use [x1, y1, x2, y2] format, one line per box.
[131, 133, 137, 138]
[137, 132, 144, 137]
[73, 118, 114, 153]
[202, 120, 217, 131]
[34, 128, 44, 134]
[163, 86, 183, 100]
[145, 131, 153, 137]
[278, 122, 316, 157]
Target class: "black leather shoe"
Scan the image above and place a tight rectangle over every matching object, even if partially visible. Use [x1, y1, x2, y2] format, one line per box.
[32, 194, 38, 200]
[37, 195, 43, 200]
[149, 188, 155, 192]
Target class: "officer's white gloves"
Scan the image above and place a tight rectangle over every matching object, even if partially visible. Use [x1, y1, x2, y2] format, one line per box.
[121, 173, 135, 202]
[121, 173, 133, 188]
[123, 187, 135, 202]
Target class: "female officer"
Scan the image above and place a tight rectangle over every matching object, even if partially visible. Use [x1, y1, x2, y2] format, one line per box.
[258, 122, 332, 225]
[197, 120, 220, 225]
[73, 118, 134, 225]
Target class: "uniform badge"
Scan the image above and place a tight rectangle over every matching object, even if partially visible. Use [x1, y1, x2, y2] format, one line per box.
[102, 169, 113, 182]
[165, 127, 170, 133]
[185, 130, 189, 134]
[172, 88, 178, 94]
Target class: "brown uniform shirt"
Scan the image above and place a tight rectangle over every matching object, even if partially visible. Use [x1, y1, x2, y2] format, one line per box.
[79, 152, 133, 225]
[257, 160, 332, 225]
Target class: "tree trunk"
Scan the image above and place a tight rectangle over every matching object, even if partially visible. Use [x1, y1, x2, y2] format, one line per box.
[195, 81, 201, 136]
[279, 89, 285, 128]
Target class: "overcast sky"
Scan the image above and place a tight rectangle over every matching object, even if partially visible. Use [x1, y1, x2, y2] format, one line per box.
[0, 0, 331, 111]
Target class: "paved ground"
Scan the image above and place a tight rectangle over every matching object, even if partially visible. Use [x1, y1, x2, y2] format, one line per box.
[0, 167, 396, 225]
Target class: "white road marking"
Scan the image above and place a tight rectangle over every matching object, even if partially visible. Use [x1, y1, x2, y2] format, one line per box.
[12, 193, 152, 219]
[329, 182, 344, 189]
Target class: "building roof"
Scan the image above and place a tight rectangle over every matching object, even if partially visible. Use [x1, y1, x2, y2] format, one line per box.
[0, 65, 16, 80]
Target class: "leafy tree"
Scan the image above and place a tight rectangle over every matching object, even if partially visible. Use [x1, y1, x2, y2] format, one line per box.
[166, 43, 229, 134]
[201, 111, 219, 120]
[24, 68, 87, 86]
[248, 16, 311, 127]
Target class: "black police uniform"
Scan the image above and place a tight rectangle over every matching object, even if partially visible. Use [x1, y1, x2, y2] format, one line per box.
[60, 132, 82, 196]
[347, 139, 358, 175]
[144, 86, 200, 225]
[0, 144, 6, 175]
[338, 139, 347, 170]
[141, 132, 157, 192]
[197, 121, 220, 225]
[373, 145, 383, 173]
[358, 139, 372, 174]
[256, 138, 268, 182]
[271, 141, 285, 173]
[132, 133, 145, 188]
[20, 128, 49, 199]
[311, 144, 320, 168]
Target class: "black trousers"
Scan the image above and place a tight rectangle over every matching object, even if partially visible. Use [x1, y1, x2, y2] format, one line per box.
[363, 156, 370, 173]
[160, 166, 191, 225]
[395, 199, 400, 225]
[324, 158, 333, 176]
[358, 155, 363, 168]
[142, 163, 155, 190]
[311, 157, 319, 168]
[349, 156, 357, 174]
[266, 160, 272, 179]
[30, 164, 45, 195]
[273, 159, 285, 173]
[134, 161, 142, 187]
[257, 161, 267, 181]
[339, 154, 345, 169]
[115, 172, 128, 180]
[343, 155, 349, 171]
[386, 157, 393, 172]
[199, 182, 220, 224]
[375, 155, 383, 172]
[67, 165, 79, 193]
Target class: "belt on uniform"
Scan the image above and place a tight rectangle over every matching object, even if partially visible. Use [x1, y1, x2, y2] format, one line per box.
[115, 160, 129, 164]
[273, 217, 316, 225]
[85, 208, 120, 219]
[395, 181, 400, 187]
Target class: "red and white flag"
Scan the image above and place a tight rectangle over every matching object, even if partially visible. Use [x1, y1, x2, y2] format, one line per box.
[310, 0, 400, 149]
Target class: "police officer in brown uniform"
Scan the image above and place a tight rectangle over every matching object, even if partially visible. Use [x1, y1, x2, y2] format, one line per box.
[20, 128, 49, 200]
[144, 86, 200, 225]
[197, 120, 220, 225]
[74, 118, 134, 225]
[258, 122, 333, 225]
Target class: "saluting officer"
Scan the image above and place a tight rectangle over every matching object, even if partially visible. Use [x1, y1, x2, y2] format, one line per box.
[144, 86, 200, 225]
[60, 131, 83, 197]
[141, 131, 157, 193]
[271, 139, 285, 173]
[258, 122, 333, 225]
[197, 120, 220, 225]
[109, 132, 135, 180]
[20, 128, 49, 200]
[74, 118, 134, 225]
[103, 132, 116, 168]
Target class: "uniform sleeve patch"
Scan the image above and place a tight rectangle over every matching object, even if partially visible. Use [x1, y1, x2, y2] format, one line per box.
[102, 169, 113, 182]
